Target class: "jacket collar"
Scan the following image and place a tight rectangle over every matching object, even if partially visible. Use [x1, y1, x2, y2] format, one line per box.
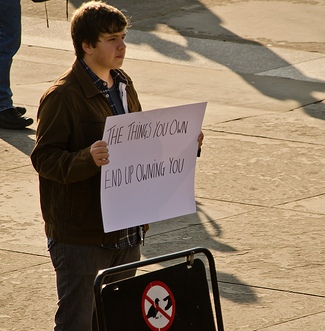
[111, 69, 128, 86]
[72, 59, 128, 98]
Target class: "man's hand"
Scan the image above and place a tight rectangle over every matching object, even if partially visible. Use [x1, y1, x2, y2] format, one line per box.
[198, 131, 204, 149]
[90, 140, 109, 167]
[197, 131, 204, 157]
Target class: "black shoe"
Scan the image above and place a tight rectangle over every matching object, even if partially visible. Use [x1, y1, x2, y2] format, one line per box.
[15, 106, 27, 116]
[0, 108, 33, 129]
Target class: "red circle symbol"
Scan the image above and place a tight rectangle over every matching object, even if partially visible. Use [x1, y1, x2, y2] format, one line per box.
[142, 281, 176, 331]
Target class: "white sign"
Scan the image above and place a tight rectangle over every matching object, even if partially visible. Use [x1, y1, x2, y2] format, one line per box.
[100, 102, 206, 233]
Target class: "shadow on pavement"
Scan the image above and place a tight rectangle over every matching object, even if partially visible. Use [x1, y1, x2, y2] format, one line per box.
[0, 128, 35, 156]
[25, 0, 325, 120]
[81, 0, 324, 120]
[196, 202, 258, 303]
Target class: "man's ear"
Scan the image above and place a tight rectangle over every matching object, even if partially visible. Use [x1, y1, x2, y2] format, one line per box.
[82, 41, 93, 55]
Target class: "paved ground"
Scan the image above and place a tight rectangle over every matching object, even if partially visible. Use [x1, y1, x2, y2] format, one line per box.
[1, 0, 325, 330]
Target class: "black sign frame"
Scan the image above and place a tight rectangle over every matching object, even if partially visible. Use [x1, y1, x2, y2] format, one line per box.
[94, 247, 224, 331]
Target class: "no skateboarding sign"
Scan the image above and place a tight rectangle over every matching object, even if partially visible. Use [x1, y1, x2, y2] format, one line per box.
[142, 281, 176, 331]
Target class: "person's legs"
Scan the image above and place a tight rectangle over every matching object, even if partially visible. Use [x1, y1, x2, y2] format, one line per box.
[92, 245, 141, 330]
[102, 245, 141, 283]
[0, 0, 21, 111]
[50, 242, 95, 331]
[49, 242, 140, 331]
[0, 0, 33, 129]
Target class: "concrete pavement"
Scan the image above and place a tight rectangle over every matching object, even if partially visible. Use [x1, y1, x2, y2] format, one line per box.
[1, 0, 325, 330]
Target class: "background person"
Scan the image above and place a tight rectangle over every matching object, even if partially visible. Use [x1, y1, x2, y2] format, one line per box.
[0, 0, 33, 129]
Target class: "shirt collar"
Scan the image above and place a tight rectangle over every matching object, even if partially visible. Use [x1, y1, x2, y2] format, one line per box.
[78, 58, 128, 88]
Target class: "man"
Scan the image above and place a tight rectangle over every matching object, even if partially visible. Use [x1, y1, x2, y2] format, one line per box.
[31, 1, 203, 330]
[0, 0, 33, 129]
[31, 2, 144, 330]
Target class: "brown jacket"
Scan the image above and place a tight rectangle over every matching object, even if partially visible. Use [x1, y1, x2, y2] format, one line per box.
[31, 60, 142, 245]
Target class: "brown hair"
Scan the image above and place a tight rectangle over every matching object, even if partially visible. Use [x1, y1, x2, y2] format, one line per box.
[71, 1, 129, 58]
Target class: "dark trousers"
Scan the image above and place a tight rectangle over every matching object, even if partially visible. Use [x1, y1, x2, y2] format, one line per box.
[49, 242, 141, 331]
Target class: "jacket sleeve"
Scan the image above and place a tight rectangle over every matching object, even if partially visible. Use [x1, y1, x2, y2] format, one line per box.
[31, 91, 100, 184]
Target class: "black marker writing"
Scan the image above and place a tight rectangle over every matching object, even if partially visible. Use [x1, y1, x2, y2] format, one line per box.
[105, 125, 124, 145]
[153, 119, 189, 138]
[104, 169, 122, 188]
[169, 157, 185, 174]
[127, 121, 152, 141]
[136, 160, 166, 182]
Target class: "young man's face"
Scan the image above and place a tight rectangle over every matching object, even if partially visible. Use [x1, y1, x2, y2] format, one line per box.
[85, 29, 127, 71]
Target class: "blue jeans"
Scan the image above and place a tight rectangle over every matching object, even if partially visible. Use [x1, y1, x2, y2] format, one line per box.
[49, 242, 141, 331]
[0, 0, 21, 111]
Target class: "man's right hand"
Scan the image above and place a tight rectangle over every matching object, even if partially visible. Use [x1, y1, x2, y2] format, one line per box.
[90, 140, 109, 167]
